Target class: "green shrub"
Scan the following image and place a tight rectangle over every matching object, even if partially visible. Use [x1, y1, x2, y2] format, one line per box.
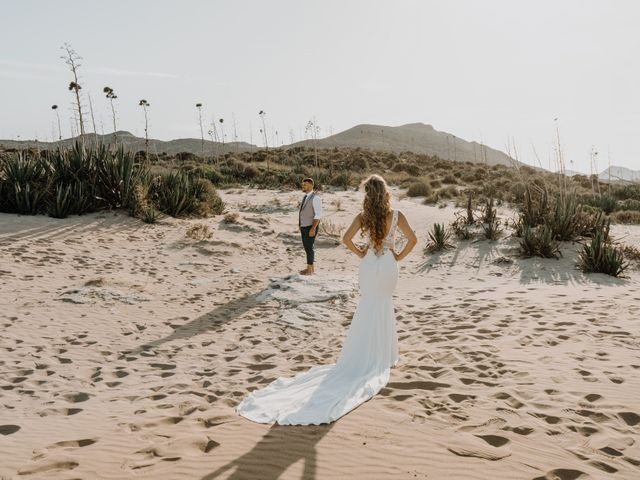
[578, 228, 628, 277]
[619, 199, 640, 211]
[442, 174, 458, 184]
[330, 171, 352, 189]
[483, 217, 502, 240]
[97, 147, 145, 210]
[584, 195, 617, 214]
[519, 225, 560, 258]
[425, 223, 454, 252]
[0, 153, 47, 214]
[611, 210, 640, 224]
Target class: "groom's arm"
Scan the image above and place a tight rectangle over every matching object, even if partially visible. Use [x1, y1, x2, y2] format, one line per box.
[309, 196, 322, 237]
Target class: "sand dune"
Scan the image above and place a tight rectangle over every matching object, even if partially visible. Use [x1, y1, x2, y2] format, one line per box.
[1, 187, 639, 479]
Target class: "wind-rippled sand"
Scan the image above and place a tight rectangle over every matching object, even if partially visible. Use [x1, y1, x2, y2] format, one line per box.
[1, 187, 639, 479]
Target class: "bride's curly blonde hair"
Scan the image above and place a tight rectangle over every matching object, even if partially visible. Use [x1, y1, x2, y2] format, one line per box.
[360, 174, 391, 253]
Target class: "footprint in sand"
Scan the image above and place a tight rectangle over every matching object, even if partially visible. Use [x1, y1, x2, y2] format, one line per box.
[0, 424, 20, 435]
[444, 431, 511, 460]
[17, 458, 79, 476]
[531, 468, 587, 480]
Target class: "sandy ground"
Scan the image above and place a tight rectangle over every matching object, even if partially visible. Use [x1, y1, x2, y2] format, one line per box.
[1, 186, 639, 480]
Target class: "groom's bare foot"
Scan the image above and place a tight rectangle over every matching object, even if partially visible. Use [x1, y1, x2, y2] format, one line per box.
[300, 266, 314, 275]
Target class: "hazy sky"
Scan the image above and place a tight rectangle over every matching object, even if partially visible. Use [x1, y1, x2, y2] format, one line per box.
[1, 0, 639, 173]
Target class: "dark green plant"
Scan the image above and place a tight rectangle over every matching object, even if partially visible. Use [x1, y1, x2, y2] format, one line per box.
[584, 195, 617, 214]
[549, 193, 582, 241]
[425, 223, 454, 252]
[48, 183, 74, 218]
[97, 146, 145, 209]
[0, 153, 47, 214]
[480, 197, 496, 223]
[482, 216, 502, 240]
[465, 192, 474, 224]
[519, 225, 561, 259]
[578, 228, 628, 277]
[451, 214, 472, 240]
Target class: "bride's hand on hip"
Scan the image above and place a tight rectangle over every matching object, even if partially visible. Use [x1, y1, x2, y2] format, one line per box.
[359, 245, 369, 258]
[392, 250, 400, 261]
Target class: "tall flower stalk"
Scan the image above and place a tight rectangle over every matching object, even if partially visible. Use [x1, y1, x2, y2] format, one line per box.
[139, 99, 151, 162]
[196, 103, 204, 158]
[61, 43, 86, 139]
[103, 86, 118, 146]
[51, 105, 62, 141]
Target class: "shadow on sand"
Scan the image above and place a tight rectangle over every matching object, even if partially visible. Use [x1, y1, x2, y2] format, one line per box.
[124, 289, 267, 356]
[201, 421, 335, 480]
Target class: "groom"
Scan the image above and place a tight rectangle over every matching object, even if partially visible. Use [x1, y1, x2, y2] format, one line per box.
[298, 178, 322, 275]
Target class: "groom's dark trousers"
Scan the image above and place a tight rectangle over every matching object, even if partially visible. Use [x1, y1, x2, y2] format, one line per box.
[300, 226, 316, 265]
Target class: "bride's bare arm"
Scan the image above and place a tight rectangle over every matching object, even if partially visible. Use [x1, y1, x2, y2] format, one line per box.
[342, 213, 368, 258]
[394, 211, 417, 261]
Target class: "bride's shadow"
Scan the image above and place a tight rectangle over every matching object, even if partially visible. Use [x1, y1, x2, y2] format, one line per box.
[201, 422, 335, 480]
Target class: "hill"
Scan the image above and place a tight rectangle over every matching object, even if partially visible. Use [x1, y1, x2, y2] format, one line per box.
[1, 122, 519, 167]
[0, 131, 255, 156]
[292, 123, 520, 167]
[599, 165, 640, 183]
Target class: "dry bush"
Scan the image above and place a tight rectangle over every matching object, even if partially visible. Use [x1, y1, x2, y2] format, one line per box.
[407, 181, 432, 197]
[437, 185, 458, 199]
[186, 223, 212, 241]
[442, 174, 458, 184]
[321, 219, 344, 239]
[223, 212, 240, 223]
[621, 244, 640, 264]
[611, 210, 640, 224]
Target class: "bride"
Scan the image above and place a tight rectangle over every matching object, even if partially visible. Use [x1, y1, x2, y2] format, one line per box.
[236, 174, 417, 425]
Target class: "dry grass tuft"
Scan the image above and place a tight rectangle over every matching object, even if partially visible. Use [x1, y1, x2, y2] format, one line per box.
[186, 223, 213, 241]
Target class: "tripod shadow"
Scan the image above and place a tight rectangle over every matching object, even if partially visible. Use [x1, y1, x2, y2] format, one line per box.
[125, 290, 265, 356]
[201, 422, 335, 480]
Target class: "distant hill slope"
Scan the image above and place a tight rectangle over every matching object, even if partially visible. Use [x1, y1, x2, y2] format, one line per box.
[1, 122, 519, 167]
[599, 166, 640, 183]
[0, 131, 256, 156]
[292, 123, 520, 167]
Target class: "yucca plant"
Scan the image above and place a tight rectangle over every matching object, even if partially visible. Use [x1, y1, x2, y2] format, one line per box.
[519, 225, 560, 259]
[425, 223, 454, 252]
[465, 192, 474, 224]
[0, 153, 47, 214]
[480, 197, 496, 223]
[48, 183, 74, 218]
[521, 184, 548, 228]
[482, 216, 502, 240]
[152, 171, 197, 217]
[548, 193, 582, 241]
[578, 228, 628, 277]
[451, 214, 472, 240]
[13, 182, 46, 215]
[97, 146, 145, 209]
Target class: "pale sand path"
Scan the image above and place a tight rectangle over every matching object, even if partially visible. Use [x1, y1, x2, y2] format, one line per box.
[1, 187, 639, 479]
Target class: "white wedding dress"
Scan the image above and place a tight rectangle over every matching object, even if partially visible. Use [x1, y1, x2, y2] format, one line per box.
[236, 210, 400, 425]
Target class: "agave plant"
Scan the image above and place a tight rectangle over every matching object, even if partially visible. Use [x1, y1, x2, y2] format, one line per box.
[548, 193, 582, 241]
[519, 225, 561, 259]
[152, 171, 197, 217]
[97, 146, 146, 209]
[482, 216, 502, 240]
[425, 223, 454, 253]
[48, 183, 74, 218]
[0, 153, 47, 214]
[578, 228, 628, 277]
